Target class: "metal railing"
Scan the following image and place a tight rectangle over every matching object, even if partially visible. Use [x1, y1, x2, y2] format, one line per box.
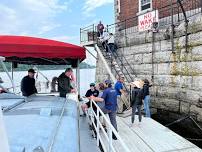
[87, 99, 131, 152]
[107, 0, 202, 36]
[80, 24, 97, 44]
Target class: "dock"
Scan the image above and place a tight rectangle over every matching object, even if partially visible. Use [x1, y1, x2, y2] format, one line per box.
[110, 116, 202, 152]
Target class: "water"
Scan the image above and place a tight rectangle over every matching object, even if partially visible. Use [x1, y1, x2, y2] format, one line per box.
[0, 69, 96, 96]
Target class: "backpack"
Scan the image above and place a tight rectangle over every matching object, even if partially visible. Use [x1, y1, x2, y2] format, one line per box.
[131, 88, 143, 106]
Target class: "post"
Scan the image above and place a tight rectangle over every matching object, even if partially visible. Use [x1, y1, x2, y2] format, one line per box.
[0, 109, 10, 152]
[170, 0, 174, 52]
[76, 60, 80, 95]
[108, 126, 113, 152]
[96, 108, 100, 146]
[201, 0, 202, 13]
[11, 62, 14, 80]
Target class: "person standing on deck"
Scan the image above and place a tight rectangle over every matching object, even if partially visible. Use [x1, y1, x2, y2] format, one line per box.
[130, 80, 144, 127]
[57, 68, 76, 98]
[81, 83, 99, 114]
[21, 69, 37, 97]
[91, 80, 118, 140]
[114, 76, 125, 113]
[97, 21, 104, 37]
[143, 79, 152, 117]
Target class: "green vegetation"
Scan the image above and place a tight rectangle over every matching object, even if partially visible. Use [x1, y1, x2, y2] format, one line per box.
[0, 62, 95, 72]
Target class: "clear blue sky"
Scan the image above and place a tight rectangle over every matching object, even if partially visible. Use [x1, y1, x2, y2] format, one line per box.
[0, 0, 114, 64]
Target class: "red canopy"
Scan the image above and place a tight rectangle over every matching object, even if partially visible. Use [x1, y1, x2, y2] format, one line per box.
[0, 35, 86, 66]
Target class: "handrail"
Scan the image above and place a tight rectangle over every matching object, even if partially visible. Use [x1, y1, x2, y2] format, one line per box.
[0, 60, 16, 93]
[88, 99, 131, 152]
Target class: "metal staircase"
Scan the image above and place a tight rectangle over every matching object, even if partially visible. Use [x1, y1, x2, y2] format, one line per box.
[80, 25, 136, 110]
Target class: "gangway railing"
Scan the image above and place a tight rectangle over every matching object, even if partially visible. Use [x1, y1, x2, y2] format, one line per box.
[87, 99, 131, 152]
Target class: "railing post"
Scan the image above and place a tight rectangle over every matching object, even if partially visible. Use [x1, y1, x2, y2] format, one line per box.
[92, 24, 95, 42]
[96, 107, 100, 146]
[201, 0, 202, 13]
[108, 126, 113, 152]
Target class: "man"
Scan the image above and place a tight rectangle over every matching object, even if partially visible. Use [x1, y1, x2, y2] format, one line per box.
[114, 76, 125, 113]
[21, 69, 37, 96]
[107, 33, 118, 53]
[91, 80, 118, 140]
[57, 68, 76, 97]
[97, 21, 104, 37]
[0, 77, 9, 94]
[81, 83, 99, 113]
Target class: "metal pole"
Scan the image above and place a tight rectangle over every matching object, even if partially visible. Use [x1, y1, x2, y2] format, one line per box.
[11, 62, 14, 80]
[76, 60, 80, 95]
[177, 0, 189, 52]
[201, 0, 202, 13]
[170, 0, 174, 52]
[96, 108, 100, 146]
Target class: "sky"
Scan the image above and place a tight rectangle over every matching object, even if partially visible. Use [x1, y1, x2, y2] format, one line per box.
[0, 0, 115, 65]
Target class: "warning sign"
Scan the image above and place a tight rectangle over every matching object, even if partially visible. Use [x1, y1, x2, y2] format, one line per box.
[138, 10, 159, 32]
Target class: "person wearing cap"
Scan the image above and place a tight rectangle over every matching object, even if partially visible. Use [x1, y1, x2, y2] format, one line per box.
[57, 68, 76, 97]
[81, 83, 99, 114]
[114, 76, 125, 113]
[130, 80, 144, 127]
[91, 80, 118, 140]
[21, 69, 37, 97]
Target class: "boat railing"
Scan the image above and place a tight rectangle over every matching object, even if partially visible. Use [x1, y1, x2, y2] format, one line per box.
[88, 99, 131, 152]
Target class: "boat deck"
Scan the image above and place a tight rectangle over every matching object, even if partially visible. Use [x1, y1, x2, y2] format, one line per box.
[79, 116, 100, 152]
[111, 116, 202, 152]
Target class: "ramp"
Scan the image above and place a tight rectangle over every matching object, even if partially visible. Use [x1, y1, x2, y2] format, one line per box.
[113, 116, 202, 152]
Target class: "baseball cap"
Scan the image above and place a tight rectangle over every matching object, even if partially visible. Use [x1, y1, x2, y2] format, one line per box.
[90, 83, 95, 86]
[28, 69, 36, 73]
[105, 80, 112, 84]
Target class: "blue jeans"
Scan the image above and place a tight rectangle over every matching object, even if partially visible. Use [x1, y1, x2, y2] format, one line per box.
[144, 95, 151, 117]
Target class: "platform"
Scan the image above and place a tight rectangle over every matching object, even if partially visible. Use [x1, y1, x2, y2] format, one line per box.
[112, 116, 202, 152]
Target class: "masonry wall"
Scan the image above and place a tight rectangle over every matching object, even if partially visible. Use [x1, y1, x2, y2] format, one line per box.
[115, 0, 200, 28]
[96, 14, 202, 122]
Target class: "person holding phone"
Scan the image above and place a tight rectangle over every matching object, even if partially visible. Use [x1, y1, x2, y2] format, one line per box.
[58, 68, 76, 97]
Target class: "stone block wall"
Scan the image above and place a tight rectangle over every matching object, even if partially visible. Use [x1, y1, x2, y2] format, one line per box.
[95, 14, 202, 122]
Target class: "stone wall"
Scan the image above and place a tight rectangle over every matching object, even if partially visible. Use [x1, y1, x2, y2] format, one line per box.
[95, 14, 202, 122]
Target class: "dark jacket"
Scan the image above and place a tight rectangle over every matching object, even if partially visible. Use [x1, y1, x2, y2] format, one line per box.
[21, 75, 37, 96]
[57, 73, 73, 97]
[131, 87, 144, 106]
[143, 83, 152, 99]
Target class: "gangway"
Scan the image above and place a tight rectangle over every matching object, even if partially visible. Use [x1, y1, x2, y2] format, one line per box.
[88, 99, 202, 152]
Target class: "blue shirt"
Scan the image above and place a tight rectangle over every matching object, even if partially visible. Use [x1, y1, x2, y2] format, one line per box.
[114, 81, 123, 96]
[101, 87, 117, 111]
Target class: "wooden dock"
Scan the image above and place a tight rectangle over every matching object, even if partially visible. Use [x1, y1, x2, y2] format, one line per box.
[104, 116, 202, 152]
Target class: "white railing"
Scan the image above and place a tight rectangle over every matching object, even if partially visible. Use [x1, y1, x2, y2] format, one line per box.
[87, 99, 131, 152]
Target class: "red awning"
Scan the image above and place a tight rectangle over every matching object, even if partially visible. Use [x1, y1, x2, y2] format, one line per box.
[0, 35, 86, 66]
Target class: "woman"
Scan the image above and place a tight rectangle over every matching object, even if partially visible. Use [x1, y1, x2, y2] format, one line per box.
[130, 80, 144, 127]
[143, 79, 152, 118]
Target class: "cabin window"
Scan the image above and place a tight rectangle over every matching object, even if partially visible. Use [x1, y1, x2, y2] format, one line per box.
[139, 0, 152, 12]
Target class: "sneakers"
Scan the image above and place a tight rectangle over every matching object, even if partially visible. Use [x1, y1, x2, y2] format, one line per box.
[112, 133, 117, 140]
[129, 123, 134, 128]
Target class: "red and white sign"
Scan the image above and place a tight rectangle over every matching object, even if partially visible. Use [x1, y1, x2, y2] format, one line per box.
[138, 10, 159, 32]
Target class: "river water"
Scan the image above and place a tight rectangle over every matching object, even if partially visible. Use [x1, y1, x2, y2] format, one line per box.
[0, 69, 96, 96]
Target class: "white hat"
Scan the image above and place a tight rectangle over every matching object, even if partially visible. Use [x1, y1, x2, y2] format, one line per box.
[130, 80, 141, 88]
